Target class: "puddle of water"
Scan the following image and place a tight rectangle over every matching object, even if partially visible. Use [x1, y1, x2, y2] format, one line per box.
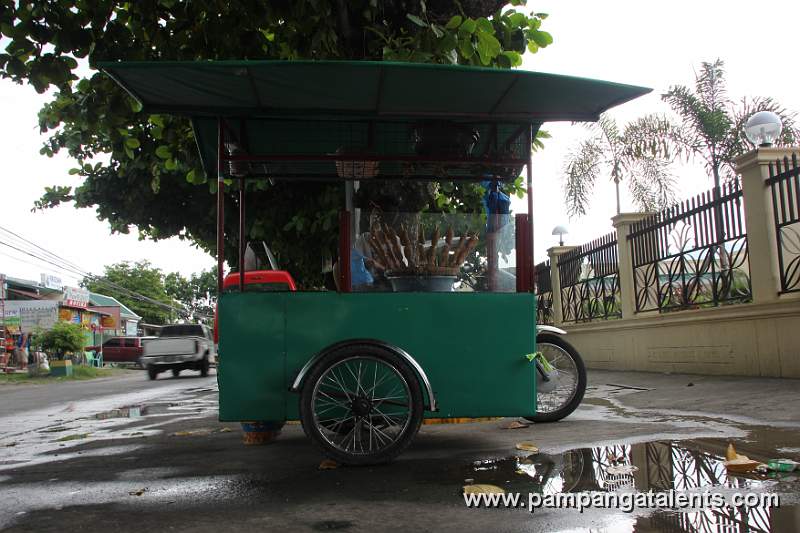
[465, 439, 799, 532]
[0, 394, 219, 472]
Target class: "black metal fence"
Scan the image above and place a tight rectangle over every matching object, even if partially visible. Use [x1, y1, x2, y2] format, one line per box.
[767, 153, 800, 293]
[628, 182, 750, 313]
[534, 260, 553, 325]
[558, 232, 621, 323]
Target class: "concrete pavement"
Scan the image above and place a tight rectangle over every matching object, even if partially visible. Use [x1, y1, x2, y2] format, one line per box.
[0, 369, 798, 532]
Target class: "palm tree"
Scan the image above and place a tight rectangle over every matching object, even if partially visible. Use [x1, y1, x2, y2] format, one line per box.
[657, 59, 800, 274]
[563, 114, 677, 217]
[653, 59, 799, 290]
[661, 59, 800, 190]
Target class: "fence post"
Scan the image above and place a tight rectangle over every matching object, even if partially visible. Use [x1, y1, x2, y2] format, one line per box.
[734, 147, 798, 303]
[612, 213, 653, 319]
[547, 246, 578, 325]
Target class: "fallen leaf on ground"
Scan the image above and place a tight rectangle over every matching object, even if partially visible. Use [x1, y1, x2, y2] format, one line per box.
[55, 433, 89, 442]
[218, 427, 233, 433]
[128, 488, 148, 496]
[606, 465, 639, 475]
[5, 442, 17, 447]
[515, 442, 539, 453]
[318, 459, 339, 470]
[502, 420, 530, 430]
[724, 456, 762, 473]
[463, 484, 505, 495]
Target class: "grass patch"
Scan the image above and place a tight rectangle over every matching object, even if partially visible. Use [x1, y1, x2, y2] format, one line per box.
[0, 365, 131, 385]
[71, 365, 113, 379]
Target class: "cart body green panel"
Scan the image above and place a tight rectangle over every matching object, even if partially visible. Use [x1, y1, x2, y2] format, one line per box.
[218, 291, 536, 421]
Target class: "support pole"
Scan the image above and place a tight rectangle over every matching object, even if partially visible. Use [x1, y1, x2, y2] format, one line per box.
[338, 210, 352, 293]
[216, 119, 225, 295]
[526, 125, 535, 292]
[238, 179, 245, 292]
[515, 214, 530, 292]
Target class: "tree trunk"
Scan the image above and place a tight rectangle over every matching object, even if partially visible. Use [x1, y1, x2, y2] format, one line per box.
[711, 165, 731, 300]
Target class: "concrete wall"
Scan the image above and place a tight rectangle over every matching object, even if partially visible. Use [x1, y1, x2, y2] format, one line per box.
[565, 298, 800, 378]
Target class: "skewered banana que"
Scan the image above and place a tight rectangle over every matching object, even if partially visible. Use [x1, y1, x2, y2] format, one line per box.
[368, 224, 479, 276]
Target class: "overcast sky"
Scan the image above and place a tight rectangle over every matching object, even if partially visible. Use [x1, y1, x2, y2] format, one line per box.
[1, 0, 799, 286]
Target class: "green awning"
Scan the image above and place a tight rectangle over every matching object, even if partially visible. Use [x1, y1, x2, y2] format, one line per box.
[100, 60, 649, 121]
[100, 60, 650, 181]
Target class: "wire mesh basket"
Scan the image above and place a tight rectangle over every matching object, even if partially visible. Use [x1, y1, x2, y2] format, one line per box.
[334, 146, 379, 179]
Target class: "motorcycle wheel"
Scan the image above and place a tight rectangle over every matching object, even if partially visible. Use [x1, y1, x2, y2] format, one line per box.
[524, 333, 587, 423]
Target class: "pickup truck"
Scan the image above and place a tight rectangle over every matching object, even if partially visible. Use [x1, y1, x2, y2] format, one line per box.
[141, 324, 216, 380]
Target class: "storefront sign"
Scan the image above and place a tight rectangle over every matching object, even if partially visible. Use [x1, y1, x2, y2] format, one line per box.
[2, 309, 20, 334]
[40, 273, 63, 291]
[59, 308, 81, 324]
[4, 301, 58, 332]
[90, 306, 121, 332]
[63, 286, 90, 308]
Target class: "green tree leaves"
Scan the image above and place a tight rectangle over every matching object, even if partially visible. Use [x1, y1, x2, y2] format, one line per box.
[164, 268, 217, 322]
[82, 261, 179, 325]
[660, 59, 800, 187]
[34, 322, 86, 359]
[2, 0, 553, 287]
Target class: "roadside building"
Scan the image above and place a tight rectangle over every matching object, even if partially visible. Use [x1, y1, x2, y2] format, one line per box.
[0, 272, 141, 368]
[88, 292, 141, 338]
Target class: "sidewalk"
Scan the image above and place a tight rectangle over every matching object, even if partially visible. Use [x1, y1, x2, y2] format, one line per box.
[586, 369, 800, 426]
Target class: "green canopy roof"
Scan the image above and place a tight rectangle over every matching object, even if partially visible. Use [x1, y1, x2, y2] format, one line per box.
[89, 292, 140, 320]
[101, 60, 650, 181]
[100, 60, 649, 121]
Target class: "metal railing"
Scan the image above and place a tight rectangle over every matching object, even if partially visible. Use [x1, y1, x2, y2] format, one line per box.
[534, 260, 553, 325]
[767, 153, 800, 293]
[558, 232, 621, 323]
[628, 182, 751, 313]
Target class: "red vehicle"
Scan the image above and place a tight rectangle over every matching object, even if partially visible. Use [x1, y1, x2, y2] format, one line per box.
[214, 270, 297, 343]
[87, 336, 156, 364]
[223, 270, 297, 292]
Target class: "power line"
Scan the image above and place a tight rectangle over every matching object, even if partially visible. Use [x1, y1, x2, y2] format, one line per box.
[0, 238, 190, 317]
[0, 225, 87, 275]
[0, 226, 199, 318]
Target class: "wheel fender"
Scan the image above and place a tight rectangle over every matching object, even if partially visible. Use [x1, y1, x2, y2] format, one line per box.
[537, 325, 567, 336]
[290, 339, 438, 412]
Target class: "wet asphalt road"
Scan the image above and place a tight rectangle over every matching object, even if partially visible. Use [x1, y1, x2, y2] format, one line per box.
[1, 370, 799, 532]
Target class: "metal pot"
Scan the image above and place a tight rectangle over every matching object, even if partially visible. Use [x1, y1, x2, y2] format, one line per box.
[387, 275, 457, 292]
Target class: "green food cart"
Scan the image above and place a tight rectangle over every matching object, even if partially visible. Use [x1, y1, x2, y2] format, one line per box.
[102, 60, 648, 465]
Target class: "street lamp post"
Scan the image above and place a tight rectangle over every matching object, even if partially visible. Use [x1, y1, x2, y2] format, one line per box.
[551, 225, 568, 247]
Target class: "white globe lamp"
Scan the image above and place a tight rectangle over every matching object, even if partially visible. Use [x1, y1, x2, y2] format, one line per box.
[744, 111, 783, 147]
[552, 225, 568, 246]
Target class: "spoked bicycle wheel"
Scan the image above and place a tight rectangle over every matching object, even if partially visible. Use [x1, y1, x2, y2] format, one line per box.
[300, 344, 424, 465]
[525, 333, 587, 423]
